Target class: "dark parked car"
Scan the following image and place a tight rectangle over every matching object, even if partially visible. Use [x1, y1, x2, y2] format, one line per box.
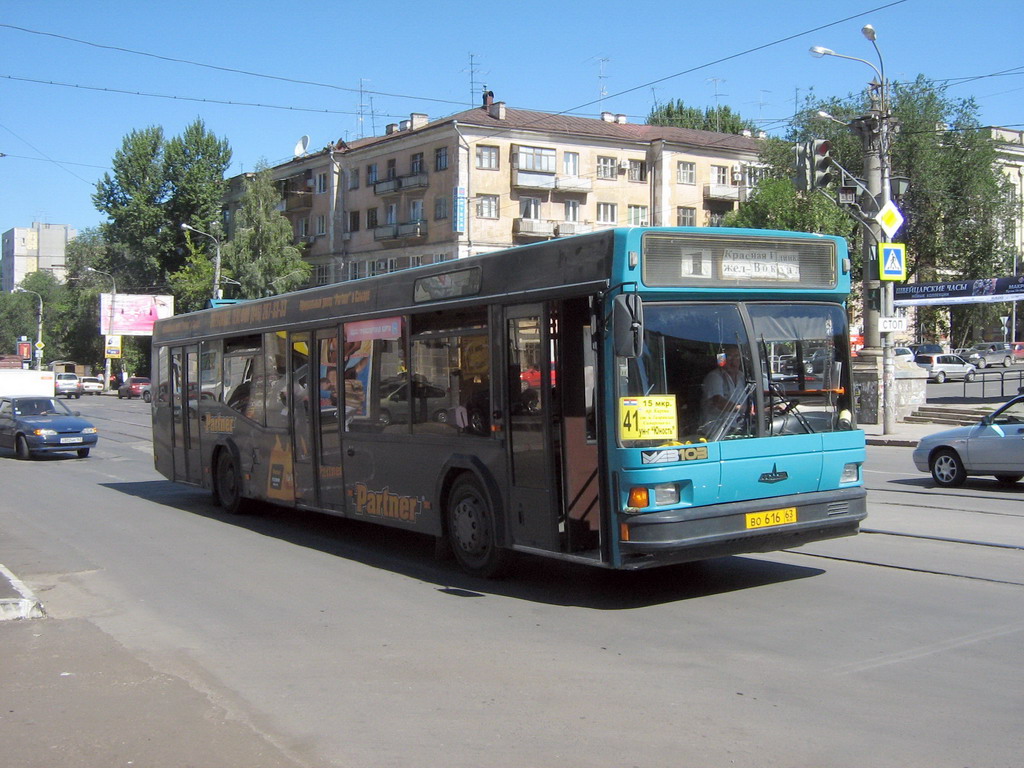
[0, 396, 98, 458]
[117, 376, 151, 399]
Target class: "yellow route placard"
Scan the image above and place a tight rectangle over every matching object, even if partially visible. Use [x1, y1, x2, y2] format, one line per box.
[619, 395, 678, 441]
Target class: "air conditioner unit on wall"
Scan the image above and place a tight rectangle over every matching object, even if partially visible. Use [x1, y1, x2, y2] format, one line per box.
[618, 160, 630, 171]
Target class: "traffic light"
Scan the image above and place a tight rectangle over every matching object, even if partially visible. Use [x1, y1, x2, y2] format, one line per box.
[791, 143, 810, 191]
[810, 139, 833, 190]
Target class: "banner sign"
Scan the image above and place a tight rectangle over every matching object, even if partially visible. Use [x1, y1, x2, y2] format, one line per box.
[100, 294, 175, 336]
[894, 277, 1024, 306]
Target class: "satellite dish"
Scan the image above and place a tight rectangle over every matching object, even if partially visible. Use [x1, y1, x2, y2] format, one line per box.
[293, 135, 310, 157]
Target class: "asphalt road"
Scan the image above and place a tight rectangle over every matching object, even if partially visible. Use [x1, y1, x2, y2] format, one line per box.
[1, 395, 1022, 768]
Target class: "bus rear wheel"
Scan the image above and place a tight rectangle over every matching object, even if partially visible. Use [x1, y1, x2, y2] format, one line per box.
[214, 450, 248, 514]
[446, 475, 508, 578]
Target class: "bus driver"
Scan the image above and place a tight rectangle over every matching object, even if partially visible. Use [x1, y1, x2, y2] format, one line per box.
[701, 344, 746, 432]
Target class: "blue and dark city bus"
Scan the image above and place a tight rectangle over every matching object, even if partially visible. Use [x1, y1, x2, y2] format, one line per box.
[151, 227, 866, 576]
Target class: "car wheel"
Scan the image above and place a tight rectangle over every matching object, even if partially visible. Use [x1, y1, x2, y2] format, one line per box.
[117, 391, 123, 399]
[965, 371, 976, 383]
[934, 371, 946, 384]
[77, 448, 90, 458]
[977, 358, 987, 369]
[433, 409, 449, 423]
[446, 474, 508, 578]
[930, 448, 967, 487]
[995, 474, 1022, 485]
[1004, 356, 1012, 367]
[378, 408, 393, 426]
[143, 391, 152, 403]
[15, 435, 32, 460]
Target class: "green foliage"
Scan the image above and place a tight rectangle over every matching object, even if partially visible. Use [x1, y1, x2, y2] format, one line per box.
[722, 177, 854, 237]
[646, 99, 757, 135]
[218, 165, 311, 297]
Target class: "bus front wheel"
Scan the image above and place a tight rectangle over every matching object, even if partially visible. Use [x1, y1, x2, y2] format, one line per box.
[214, 450, 248, 514]
[446, 475, 508, 578]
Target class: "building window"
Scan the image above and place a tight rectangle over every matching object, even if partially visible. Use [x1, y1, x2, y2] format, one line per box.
[316, 214, 327, 235]
[564, 200, 580, 222]
[597, 202, 617, 224]
[563, 151, 579, 176]
[676, 206, 696, 227]
[434, 196, 449, 220]
[411, 152, 424, 174]
[349, 210, 360, 232]
[349, 168, 359, 189]
[712, 165, 729, 186]
[520, 197, 541, 220]
[677, 161, 696, 185]
[435, 146, 448, 171]
[347, 261, 362, 281]
[297, 217, 309, 237]
[386, 158, 397, 179]
[386, 204, 398, 225]
[517, 145, 556, 173]
[476, 145, 499, 170]
[366, 164, 378, 184]
[627, 205, 649, 226]
[597, 156, 617, 180]
[315, 264, 330, 286]
[316, 172, 328, 194]
[367, 208, 378, 229]
[409, 199, 424, 222]
[628, 160, 647, 182]
[477, 194, 499, 219]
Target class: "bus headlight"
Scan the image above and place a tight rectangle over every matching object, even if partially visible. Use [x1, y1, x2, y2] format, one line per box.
[653, 483, 679, 505]
[626, 483, 679, 510]
[841, 462, 860, 483]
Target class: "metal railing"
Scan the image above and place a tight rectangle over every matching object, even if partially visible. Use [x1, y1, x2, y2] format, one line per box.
[961, 367, 1024, 398]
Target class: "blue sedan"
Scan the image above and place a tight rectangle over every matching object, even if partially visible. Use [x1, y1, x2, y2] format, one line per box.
[0, 396, 99, 459]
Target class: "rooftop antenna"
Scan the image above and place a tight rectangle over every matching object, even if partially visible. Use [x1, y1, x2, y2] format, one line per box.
[707, 77, 727, 132]
[357, 78, 370, 139]
[293, 135, 310, 157]
[598, 57, 610, 112]
[465, 53, 489, 107]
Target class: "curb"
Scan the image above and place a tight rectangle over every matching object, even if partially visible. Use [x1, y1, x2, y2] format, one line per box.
[0, 564, 45, 621]
[866, 437, 918, 447]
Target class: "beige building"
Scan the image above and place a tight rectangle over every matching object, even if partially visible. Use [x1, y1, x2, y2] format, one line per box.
[992, 127, 1024, 273]
[1, 222, 76, 292]
[226, 97, 764, 285]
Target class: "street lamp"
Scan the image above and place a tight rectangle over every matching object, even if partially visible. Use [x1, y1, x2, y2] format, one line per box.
[811, 24, 897, 434]
[86, 266, 117, 391]
[181, 223, 223, 300]
[13, 287, 43, 371]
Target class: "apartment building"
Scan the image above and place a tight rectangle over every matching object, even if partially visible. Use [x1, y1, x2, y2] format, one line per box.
[1, 222, 76, 292]
[227, 96, 764, 285]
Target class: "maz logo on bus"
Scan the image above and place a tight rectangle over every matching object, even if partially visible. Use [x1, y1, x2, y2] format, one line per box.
[349, 483, 429, 523]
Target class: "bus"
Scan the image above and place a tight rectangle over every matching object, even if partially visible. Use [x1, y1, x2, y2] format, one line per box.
[151, 227, 866, 576]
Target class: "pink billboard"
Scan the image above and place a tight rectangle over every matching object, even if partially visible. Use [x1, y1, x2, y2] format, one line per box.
[99, 293, 175, 336]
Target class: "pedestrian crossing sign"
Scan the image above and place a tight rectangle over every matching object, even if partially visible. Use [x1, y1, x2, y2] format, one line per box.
[879, 242, 906, 281]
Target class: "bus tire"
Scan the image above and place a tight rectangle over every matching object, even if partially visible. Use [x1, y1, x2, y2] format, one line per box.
[214, 449, 248, 514]
[446, 474, 508, 578]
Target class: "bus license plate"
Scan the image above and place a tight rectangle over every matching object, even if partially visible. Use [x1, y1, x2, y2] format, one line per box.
[745, 507, 797, 529]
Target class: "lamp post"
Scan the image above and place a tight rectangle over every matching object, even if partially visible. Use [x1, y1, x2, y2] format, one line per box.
[181, 222, 223, 300]
[13, 287, 43, 371]
[811, 24, 897, 434]
[86, 266, 117, 392]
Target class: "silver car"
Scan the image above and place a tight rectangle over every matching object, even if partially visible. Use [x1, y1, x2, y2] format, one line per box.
[913, 395, 1024, 486]
[915, 353, 976, 383]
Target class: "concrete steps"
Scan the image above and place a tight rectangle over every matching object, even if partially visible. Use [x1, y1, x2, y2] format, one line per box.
[904, 405, 993, 426]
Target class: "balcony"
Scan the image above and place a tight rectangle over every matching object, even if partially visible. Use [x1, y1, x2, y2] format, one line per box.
[703, 183, 740, 201]
[513, 218, 556, 237]
[373, 224, 399, 241]
[555, 175, 593, 193]
[399, 172, 429, 190]
[373, 177, 400, 195]
[554, 222, 587, 236]
[397, 220, 427, 238]
[513, 170, 556, 190]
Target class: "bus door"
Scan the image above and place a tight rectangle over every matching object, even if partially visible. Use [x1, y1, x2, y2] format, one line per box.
[504, 305, 560, 551]
[170, 344, 202, 485]
[314, 327, 344, 510]
[289, 332, 316, 506]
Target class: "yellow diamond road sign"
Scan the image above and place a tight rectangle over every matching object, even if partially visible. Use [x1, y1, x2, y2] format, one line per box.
[876, 199, 905, 239]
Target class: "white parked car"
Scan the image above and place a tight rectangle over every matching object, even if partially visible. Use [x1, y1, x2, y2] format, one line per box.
[913, 395, 1024, 486]
[893, 346, 915, 363]
[80, 376, 103, 395]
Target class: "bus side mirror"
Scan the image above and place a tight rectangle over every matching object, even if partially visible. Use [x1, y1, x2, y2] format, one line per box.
[613, 294, 644, 358]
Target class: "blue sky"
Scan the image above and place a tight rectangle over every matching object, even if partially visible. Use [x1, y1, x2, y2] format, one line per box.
[2, 0, 1022, 234]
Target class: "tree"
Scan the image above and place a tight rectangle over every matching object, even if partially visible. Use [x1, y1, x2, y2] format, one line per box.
[218, 165, 311, 297]
[647, 99, 757, 135]
[92, 119, 232, 291]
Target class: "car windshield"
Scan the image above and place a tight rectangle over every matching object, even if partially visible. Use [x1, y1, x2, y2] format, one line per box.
[13, 397, 72, 416]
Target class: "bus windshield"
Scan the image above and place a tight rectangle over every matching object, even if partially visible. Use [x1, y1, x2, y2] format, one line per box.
[618, 302, 853, 445]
